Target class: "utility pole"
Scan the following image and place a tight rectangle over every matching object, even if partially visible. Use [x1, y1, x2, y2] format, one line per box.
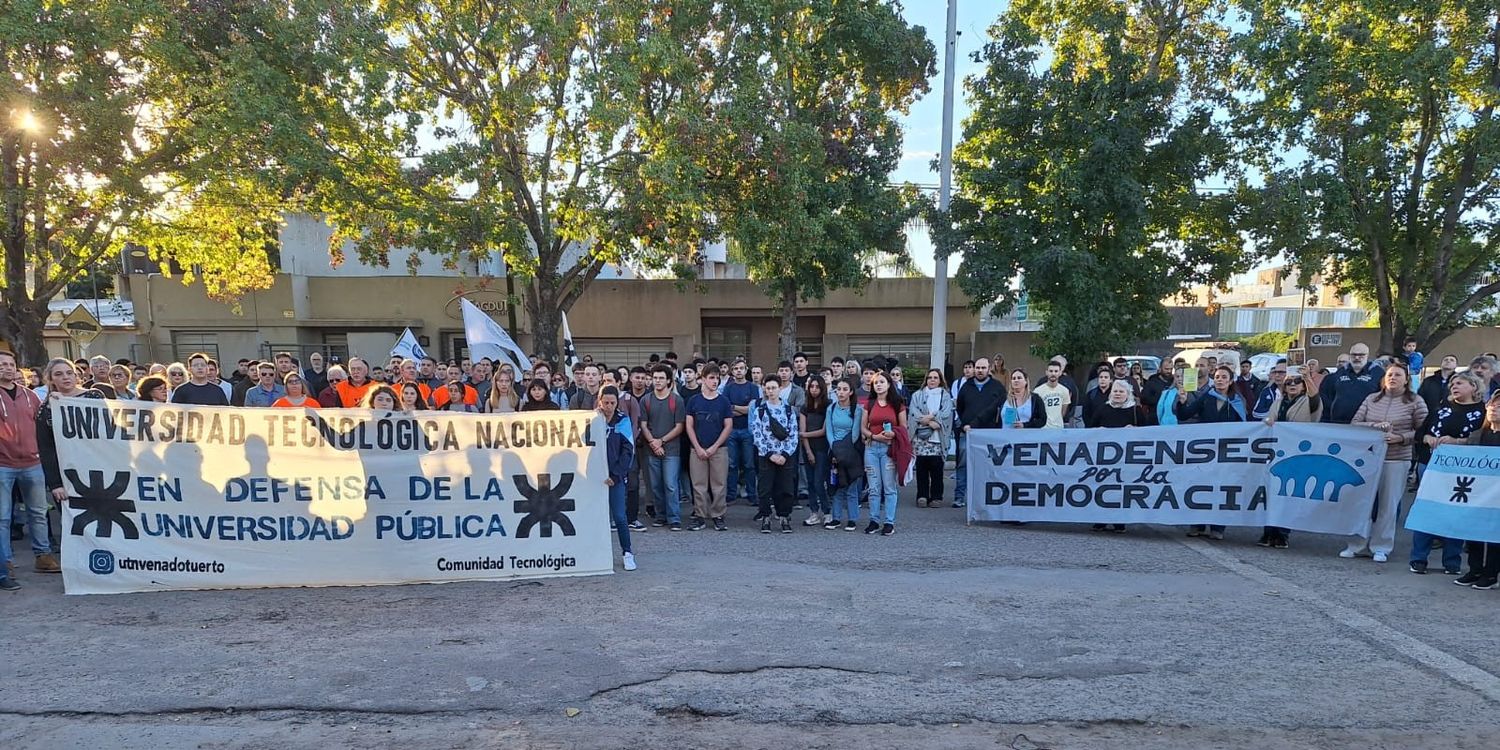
[929, 0, 958, 371]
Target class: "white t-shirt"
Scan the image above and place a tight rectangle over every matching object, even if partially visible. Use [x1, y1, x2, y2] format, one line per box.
[1033, 383, 1071, 429]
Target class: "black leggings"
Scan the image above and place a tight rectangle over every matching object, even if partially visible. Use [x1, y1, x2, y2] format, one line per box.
[914, 456, 945, 501]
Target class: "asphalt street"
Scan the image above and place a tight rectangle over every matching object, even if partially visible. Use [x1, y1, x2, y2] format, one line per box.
[4, 483, 1498, 749]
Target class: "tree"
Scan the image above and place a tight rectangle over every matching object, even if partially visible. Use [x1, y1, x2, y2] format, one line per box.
[947, 0, 1247, 364]
[0, 0, 372, 365]
[1231, 0, 1500, 354]
[316, 0, 742, 361]
[704, 0, 935, 362]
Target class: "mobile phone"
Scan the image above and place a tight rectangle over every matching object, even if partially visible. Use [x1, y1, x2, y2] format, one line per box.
[883, 421, 893, 433]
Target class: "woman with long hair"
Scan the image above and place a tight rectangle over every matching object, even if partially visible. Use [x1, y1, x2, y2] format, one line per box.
[1001, 368, 1048, 430]
[1259, 373, 1323, 548]
[272, 372, 319, 408]
[598, 386, 637, 571]
[1456, 391, 1500, 588]
[799, 375, 832, 526]
[37, 359, 106, 551]
[1175, 365, 1247, 539]
[1344, 363, 1428, 563]
[436, 381, 478, 413]
[824, 379, 865, 531]
[361, 385, 399, 411]
[397, 382, 428, 413]
[908, 368, 954, 509]
[1409, 371, 1485, 574]
[861, 371, 907, 536]
[521, 378, 560, 411]
[486, 368, 520, 413]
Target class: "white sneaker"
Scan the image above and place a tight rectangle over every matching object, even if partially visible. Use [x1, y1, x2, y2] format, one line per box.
[622, 552, 637, 571]
[1338, 549, 1356, 559]
[1373, 552, 1388, 563]
[803, 512, 823, 526]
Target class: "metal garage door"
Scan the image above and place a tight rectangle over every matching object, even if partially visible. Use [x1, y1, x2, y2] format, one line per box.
[574, 338, 673, 369]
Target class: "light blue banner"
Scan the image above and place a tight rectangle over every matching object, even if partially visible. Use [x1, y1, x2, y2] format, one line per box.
[1406, 445, 1500, 544]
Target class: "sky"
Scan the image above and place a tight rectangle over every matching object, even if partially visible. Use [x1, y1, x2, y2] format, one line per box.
[890, 0, 1000, 277]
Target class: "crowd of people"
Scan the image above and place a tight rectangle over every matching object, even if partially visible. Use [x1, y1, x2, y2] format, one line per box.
[2, 338, 1499, 588]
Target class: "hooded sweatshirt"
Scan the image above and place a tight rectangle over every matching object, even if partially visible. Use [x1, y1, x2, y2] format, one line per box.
[0, 382, 44, 468]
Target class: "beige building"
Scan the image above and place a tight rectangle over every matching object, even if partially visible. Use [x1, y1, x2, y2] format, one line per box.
[111, 272, 981, 371]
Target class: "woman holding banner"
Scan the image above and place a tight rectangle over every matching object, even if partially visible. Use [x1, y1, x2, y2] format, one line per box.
[1092, 379, 1147, 533]
[599, 387, 637, 571]
[1175, 366, 1247, 540]
[272, 373, 319, 409]
[1259, 373, 1322, 548]
[521, 378, 561, 411]
[1455, 392, 1500, 588]
[1000, 369, 1047, 430]
[1344, 364, 1427, 563]
[362, 386, 399, 411]
[1410, 372, 1485, 575]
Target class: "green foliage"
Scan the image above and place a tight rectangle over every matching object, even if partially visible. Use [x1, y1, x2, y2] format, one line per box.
[314, 0, 750, 357]
[700, 1, 936, 361]
[1235, 331, 1296, 356]
[1231, 0, 1500, 352]
[0, 0, 373, 363]
[949, 0, 1246, 365]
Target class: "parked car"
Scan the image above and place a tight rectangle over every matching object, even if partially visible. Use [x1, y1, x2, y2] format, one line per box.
[1120, 355, 1161, 376]
[1247, 352, 1289, 381]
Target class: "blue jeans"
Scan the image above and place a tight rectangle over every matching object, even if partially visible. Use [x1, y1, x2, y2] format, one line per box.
[802, 443, 830, 514]
[953, 432, 967, 505]
[865, 441, 899, 525]
[726, 427, 757, 502]
[647, 453, 683, 524]
[830, 477, 862, 522]
[1410, 531, 1462, 571]
[609, 480, 631, 554]
[0, 464, 52, 570]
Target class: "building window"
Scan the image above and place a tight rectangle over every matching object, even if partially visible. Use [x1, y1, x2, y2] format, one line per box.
[573, 339, 672, 368]
[703, 325, 751, 363]
[170, 332, 219, 362]
[321, 334, 349, 363]
[794, 338, 823, 367]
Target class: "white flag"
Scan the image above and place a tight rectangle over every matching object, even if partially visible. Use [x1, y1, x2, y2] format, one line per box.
[390, 328, 427, 362]
[459, 298, 530, 371]
[561, 310, 580, 371]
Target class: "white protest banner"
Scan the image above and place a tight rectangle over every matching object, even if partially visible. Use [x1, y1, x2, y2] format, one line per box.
[1406, 444, 1500, 544]
[53, 399, 612, 594]
[966, 422, 1387, 532]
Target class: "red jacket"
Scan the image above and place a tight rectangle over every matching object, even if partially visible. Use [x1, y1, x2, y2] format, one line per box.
[0, 385, 43, 468]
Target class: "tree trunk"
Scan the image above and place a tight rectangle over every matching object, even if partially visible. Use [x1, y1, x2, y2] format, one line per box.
[525, 283, 562, 363]
[0, 299, 50, 367]
[778, 281, 798, 364]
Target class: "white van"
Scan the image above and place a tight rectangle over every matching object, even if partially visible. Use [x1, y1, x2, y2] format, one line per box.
[1173, 347, 1242, 369]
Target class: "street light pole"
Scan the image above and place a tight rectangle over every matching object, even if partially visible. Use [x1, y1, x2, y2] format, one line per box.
[929, 0, 957, 372]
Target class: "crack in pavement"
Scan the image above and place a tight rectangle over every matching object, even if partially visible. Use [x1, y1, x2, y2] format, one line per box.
[588, 664, 893, 700]
[0, 706, 476, 720]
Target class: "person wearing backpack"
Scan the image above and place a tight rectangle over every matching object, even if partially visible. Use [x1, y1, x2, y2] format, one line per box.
[599, 387, 637, 571]
[750, 375, 800, 534]
[639, 365, 687, 531]
[825, 379, 866, 531]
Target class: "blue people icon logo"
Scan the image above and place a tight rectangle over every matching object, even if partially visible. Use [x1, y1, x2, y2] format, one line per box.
[1269, 440, 1368, 502]
[88, 549, 115, 575]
